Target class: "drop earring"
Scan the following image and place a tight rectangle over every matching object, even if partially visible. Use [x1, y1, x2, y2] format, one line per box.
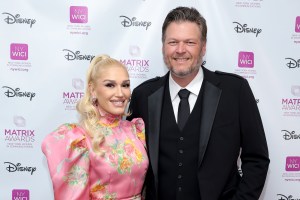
[91, 96, 97, 106]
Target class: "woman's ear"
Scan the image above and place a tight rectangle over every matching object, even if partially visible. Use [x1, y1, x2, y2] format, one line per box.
[89, 83, 95, 97]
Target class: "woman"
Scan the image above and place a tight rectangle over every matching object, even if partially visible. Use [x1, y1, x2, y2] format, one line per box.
[42, 55, 148, 200]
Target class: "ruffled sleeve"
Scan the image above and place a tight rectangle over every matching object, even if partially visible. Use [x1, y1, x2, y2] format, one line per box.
[41, 123, 90, 200]
[131, 118, 146, 148]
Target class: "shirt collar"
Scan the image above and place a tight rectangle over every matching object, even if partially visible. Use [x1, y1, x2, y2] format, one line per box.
[169, 67, 204, 101]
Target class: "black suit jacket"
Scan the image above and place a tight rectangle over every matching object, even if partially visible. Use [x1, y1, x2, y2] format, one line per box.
[128, 66, 270, 200]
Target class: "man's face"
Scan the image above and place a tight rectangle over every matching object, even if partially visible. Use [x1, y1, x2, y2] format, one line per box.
[163, 21, 206, 80]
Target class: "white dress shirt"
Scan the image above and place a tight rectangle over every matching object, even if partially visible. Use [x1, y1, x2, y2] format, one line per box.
[169, 68, 204, 122]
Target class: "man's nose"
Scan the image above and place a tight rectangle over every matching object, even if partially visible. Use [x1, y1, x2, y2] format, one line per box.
[176, 42, 186, 53]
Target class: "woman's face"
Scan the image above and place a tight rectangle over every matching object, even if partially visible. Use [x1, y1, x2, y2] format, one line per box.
[91, 64, 131, 116]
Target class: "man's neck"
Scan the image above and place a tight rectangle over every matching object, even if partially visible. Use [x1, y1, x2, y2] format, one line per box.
[171, 69, 199, 88]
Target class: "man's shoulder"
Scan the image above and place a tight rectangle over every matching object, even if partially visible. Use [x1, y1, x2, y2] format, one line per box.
[133, 76, 165, 91]
[211, 70, 247, 85]
[214, 70, 244, 80]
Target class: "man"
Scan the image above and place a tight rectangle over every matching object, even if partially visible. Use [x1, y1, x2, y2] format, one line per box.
[128, 6, 269, 200]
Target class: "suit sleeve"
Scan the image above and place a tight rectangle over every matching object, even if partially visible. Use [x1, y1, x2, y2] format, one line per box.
[233, 79, 270, 200]
[127, 89, 140, 121]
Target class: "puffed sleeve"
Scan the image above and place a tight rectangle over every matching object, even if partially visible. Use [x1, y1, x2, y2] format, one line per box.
[41, 123, 90, 200]
[131, 118, 146, 148]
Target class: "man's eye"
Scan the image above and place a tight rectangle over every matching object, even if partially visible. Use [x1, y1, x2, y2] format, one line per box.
[186, 41, 196, 46]
[168, 41, 177, 45]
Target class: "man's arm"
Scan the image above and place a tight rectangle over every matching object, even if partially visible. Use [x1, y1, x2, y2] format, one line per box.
[233, 79, 270, 200]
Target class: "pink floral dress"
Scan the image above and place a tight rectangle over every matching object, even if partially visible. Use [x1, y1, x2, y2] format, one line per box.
[41, 117, 148, 200]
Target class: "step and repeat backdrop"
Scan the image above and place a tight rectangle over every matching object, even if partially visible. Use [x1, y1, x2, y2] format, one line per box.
[1, 0, 299, 199]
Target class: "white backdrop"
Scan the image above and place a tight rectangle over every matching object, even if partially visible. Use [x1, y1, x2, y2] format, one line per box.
[1, 0, 300, 199]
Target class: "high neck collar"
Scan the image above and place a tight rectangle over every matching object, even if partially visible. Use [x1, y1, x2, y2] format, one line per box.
[97, 112, 122, 128]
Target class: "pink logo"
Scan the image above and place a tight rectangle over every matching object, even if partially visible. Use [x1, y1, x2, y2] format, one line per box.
[70, 6, 88, 23]
[72, 78, 84, 90]
[12, 189, 29, 200]
[295, 16, 300, 33]
[286, 156, 300, 171]
[10, 43, 28, 60]
[238, 51, 254, 68]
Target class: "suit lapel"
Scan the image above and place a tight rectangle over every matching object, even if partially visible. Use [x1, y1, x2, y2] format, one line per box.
[147, 74, 168, 180]
[198, 67, 222, 167]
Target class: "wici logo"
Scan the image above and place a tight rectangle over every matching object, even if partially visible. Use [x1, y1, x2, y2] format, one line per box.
[12, 189, 29, 200]
[70, 6, 88, 23]
[295, 16, 300, 33]
[10, 43, 28, 60]
[238, 51, 254, 68]
[285, 156, 300, 171]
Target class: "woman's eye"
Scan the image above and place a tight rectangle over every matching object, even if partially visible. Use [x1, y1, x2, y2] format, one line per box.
[105, 83, 114, 88]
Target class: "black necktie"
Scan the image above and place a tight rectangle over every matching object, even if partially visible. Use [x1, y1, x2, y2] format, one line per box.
[177, 89, 190, 130]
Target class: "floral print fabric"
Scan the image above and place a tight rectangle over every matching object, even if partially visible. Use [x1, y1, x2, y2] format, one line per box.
[42, 118, 148, 200]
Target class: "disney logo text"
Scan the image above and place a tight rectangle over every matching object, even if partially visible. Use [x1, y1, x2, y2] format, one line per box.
[63, 49, 95, 62]
[4, 162, 36, 175]
[285, 58, 300, 69]
[282, 130, 300, 140]
[233, 22, 262, 37]
[2, 86, 35, 101]
[2, 12, 36, 28]
[120, 16, 151, 30]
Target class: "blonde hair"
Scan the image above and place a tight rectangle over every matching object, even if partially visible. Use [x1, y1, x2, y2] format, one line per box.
[76, 54, 127, 155]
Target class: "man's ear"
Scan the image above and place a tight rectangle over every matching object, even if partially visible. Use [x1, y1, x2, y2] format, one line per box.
[201, 42, 207, 57]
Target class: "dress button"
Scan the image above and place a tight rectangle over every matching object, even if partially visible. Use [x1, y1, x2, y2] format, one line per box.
[179, 162, 182, 167]
[178, 175, 182, 179]
[179, 149, 183, 154]
[179, 137, 184, 141]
